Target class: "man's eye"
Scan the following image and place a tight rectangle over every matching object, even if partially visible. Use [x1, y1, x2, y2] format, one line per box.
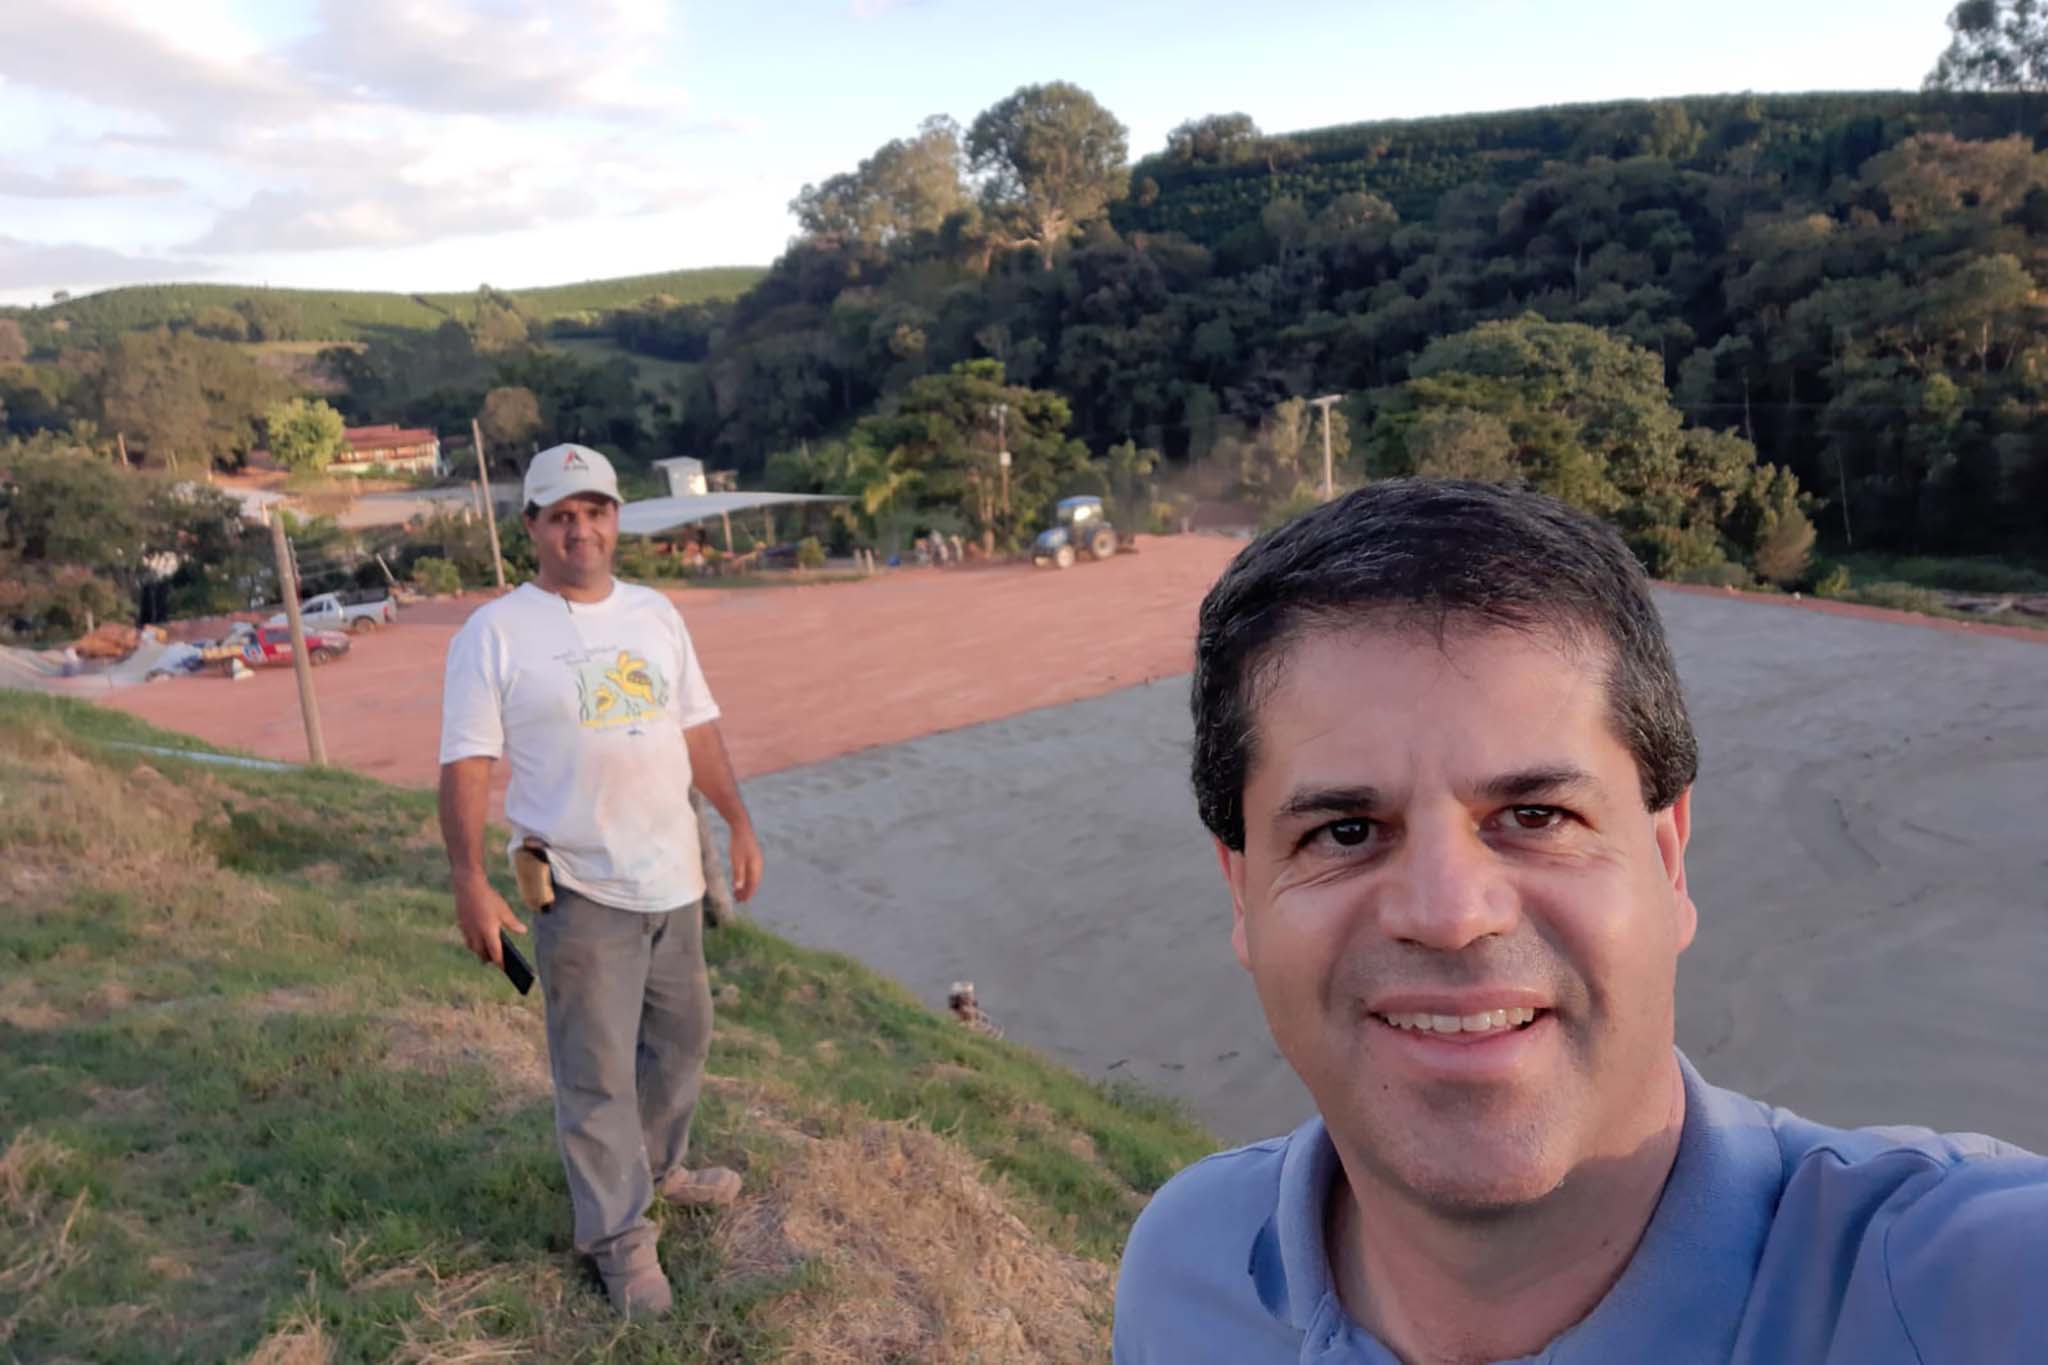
[1318, 819, 1376, 849]
[1508, 806, 1564, 831]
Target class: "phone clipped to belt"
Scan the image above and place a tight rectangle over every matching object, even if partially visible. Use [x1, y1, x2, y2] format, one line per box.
[498, 838, 552, 996]
[513, 838, 556, 913]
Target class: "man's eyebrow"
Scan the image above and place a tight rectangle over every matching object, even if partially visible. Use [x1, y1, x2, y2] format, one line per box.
[1276, 785, 1385, 821]
[1477, 766, 1601, 803]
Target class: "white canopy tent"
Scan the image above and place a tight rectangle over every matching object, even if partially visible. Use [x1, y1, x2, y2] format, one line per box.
[617, 490, 852, 548]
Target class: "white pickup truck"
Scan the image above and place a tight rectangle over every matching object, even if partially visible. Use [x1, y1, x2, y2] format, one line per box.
[267, 590, 398, 633]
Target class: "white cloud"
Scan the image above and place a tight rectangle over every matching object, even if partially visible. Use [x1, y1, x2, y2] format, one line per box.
[1, 0, 723, 264]
[0, 234, 209, 291]
[290, 0, 685, 118]
[0, 166, 185, 199]
[0, 0, 305, 133]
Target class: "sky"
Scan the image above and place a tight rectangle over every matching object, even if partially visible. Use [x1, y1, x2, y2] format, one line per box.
[0, 0, 1958, 305]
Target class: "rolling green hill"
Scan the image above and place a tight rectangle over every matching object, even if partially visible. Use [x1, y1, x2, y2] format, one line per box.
[1115, 91, 2037, 244]
[7, 267, 767, 346]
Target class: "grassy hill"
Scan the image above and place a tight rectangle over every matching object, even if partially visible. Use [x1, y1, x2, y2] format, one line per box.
[8, 268, 767, 345]
[1115, 90, 2037, 244]
[0, 693, 1209, 1361]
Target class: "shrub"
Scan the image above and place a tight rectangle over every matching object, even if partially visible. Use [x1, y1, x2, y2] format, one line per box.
[1849, 581, 1944, 615]
[796, 536, 827, 570]
[410, 557, 461, 596]
[1258, 485, 1324, 533]
[1891, 557, 2048, 594]
[1671, 561, 1755, 590]
[618, 543, 675, 581]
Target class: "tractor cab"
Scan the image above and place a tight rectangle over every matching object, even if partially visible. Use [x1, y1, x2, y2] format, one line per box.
[1032, 495, 1120, 569]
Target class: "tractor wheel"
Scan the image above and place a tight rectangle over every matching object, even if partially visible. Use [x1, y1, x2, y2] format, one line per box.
[1054, 544, 1076, 570]
[310, 647, 337, 666]
[350, 616, 379, 633]
[1088, 527, 1118, 560]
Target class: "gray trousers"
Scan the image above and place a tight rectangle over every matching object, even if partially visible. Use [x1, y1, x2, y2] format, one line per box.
[532, 886, 712, 1273]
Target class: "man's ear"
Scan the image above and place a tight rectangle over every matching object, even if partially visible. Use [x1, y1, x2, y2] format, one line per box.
[1655, 787, 1697, 953]
[1217, 837, 1252, 970]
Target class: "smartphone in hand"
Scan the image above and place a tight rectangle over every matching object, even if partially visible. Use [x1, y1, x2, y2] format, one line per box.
[500, 930, 536, 996]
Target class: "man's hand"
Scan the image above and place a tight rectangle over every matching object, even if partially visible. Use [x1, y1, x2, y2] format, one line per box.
[729, 823, 765, 902]
[455, 873, 527, 965]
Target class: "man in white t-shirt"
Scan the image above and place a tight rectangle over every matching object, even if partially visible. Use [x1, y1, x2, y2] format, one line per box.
[436, 442, 765, 1319]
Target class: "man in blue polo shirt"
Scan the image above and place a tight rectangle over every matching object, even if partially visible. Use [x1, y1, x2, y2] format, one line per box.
[1115, 480, 2046, 1364]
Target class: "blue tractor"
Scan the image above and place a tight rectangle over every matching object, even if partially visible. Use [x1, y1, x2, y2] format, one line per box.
[1031, 495, 1121, 569]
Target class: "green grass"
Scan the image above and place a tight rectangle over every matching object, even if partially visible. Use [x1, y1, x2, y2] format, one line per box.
[0, 693, 1211, 1361]
[12, 269, 767, 344]
[478, 269, 765, 319]
[1832, 553, 2048, 597]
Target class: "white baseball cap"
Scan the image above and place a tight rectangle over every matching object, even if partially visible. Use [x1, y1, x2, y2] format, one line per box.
[523, 443, 621, 510]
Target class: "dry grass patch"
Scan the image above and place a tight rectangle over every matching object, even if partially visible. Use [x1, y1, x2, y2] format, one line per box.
[241, 1305, 335, 1365]
[720, 1120, 1108, 1365]
[385, 1263, 568, 1364]
[0, 1129, 91, 1348]
[381, 1003, 552, 1110]
[0, 725, 257, 919]
[0, 991, 67, 1032]
[324, 1246, 580, 1364]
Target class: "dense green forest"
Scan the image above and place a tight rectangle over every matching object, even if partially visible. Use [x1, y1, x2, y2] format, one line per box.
[662, 85, 2048, 564]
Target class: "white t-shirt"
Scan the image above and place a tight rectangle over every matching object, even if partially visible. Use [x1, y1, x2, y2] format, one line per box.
[438, 580, 721, 911]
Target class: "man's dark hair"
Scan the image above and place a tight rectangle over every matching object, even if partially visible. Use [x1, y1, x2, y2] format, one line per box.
[1191, 479, 1698, 850]
[523, 501, 540, 521]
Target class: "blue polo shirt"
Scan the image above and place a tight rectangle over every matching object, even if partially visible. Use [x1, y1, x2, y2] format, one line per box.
[1114, 1056, 2047, 1363]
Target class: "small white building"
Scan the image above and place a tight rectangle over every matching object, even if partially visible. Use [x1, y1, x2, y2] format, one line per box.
[651, 456, 708, 498]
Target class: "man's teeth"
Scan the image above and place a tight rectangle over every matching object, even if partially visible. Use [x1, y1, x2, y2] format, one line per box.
[1378, 1007, 1538, 1034]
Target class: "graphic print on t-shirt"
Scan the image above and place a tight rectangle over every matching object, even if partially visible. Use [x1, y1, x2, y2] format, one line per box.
[572, 647, 670, 729]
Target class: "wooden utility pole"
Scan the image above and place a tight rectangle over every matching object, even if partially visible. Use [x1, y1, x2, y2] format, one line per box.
[992, 402, 1011, 522]
[470, 417, 507, 589]
[269, 517, 328, 766]
[1309, 394, 1344, 500]
[720, 510, 734, 553]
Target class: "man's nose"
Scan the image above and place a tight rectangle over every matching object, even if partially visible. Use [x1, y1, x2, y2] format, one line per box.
[1374, 816, 1520, 951]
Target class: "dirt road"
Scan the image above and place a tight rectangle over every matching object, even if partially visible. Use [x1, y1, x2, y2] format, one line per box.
[102, 536, 1246, 792]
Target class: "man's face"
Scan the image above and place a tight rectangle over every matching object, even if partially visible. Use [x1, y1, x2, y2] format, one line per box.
[1220, 623, 1696, 1215]
[526, 493, 618, 587]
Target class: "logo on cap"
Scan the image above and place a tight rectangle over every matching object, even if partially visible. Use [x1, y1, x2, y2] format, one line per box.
[562, 450, 588, 470]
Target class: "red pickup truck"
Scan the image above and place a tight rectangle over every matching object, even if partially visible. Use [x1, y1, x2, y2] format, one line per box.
[200, 623, 351, 676]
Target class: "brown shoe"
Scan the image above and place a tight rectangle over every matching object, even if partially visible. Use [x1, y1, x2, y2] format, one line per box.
[600, 1256, 673, 1318]
[658, 1165, 743, 1208]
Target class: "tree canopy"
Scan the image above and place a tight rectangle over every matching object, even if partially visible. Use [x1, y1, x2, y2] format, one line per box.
[99, 330, 288, 469]
[265, 398, 346, 471]
[1927, 0, 2048, 95]
[793, 116, 971, 246]
[967, 83, 1129, 268]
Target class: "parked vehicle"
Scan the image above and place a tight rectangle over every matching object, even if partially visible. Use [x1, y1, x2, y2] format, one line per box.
[1031, 496, 1128, 569]
[265, 590, 397, 633]
[199, 624, 351, 675]
[142, 643, 207, 682]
